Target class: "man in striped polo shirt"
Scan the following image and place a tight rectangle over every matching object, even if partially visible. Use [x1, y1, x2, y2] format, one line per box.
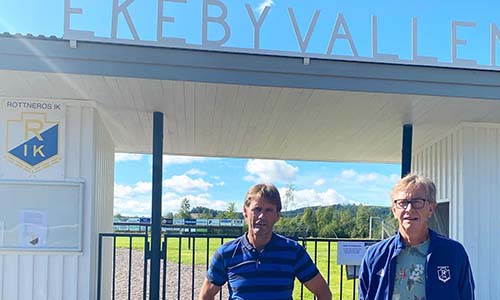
[198, 183, 332, 300]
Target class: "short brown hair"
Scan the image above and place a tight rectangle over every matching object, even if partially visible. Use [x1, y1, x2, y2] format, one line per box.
[244, 183, 282, 212]
[391, 173, 436, 204]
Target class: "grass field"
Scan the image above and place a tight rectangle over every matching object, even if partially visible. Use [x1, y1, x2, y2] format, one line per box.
[113, 235, 359, 300]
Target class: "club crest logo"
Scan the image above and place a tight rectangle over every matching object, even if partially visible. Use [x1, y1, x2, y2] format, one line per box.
[437, 266, 451, 283]
[6, 112, 60, 173]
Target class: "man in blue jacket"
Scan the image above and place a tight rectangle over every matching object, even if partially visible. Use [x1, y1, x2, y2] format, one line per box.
[359, 173, 475, 300]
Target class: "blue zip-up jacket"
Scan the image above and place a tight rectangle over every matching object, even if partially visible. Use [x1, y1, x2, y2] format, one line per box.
[359, 229, 475, 300]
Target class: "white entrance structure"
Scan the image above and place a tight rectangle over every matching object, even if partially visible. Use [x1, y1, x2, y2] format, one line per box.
[0, 33, 499, 299]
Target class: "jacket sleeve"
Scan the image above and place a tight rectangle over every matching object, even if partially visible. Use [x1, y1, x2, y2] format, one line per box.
[458, 250, 475, 300]
[358, 253, 371, 300]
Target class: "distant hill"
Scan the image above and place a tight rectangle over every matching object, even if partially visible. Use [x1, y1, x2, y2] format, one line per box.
[115, 203, 393, 238]
[282, 204, 390, 218]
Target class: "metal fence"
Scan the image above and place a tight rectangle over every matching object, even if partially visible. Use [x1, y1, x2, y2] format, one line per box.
[97, 231, 375, 300]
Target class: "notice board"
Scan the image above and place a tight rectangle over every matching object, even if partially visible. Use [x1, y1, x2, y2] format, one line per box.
[0, 180, 83, 251]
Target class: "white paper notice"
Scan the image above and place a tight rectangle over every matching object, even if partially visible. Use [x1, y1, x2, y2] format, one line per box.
[18, 210, 48, 247]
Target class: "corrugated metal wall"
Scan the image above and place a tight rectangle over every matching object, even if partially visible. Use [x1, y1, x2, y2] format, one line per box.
[0, 104, 114, 300]
[413, 122, 500, 300]
[91, 109, 114, 300]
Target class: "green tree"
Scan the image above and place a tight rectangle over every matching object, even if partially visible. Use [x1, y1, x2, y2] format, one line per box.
[275, 217, 296, 237]
[335, 209, 355, 237]
[301, 207, 317, 237]
[352, 205, 371, 238]
[222, 202, 239, 219]
[315, 206, 327, 229]
[200, 210, 214, 219]
[215, 210, 225, 219]
[318, 222, 340, 238]
[176, 198, 191, 219]
[323, 206, 335, 223]
[282, 184, 296, 216]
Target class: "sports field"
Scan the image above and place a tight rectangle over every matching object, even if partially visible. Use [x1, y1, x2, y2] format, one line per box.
[114, 236, 359, 300]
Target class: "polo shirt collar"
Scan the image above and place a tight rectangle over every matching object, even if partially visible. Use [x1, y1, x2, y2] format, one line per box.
[242, 232, 277, 251]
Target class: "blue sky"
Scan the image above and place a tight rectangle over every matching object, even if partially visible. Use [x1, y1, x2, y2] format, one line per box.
[2, 0, 498, 216]
[115, 154, 400, 216]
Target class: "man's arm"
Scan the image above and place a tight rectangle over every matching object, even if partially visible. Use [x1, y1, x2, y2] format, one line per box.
[458, 250, 475, 300]
[358, 256, 370, 300]
[303, 273, 332, 300]
[198, 278, 221, 300]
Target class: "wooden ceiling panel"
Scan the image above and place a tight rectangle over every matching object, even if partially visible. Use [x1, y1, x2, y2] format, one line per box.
[4, 69, 500, 163]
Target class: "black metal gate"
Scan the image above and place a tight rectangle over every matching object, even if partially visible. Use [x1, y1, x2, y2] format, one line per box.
[97, 231, 366, 300]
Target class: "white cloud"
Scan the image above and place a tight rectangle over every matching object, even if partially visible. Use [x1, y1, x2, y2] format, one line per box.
[245, 159, 298, 183]
[185, 168, 206, 176]
[114, 183, 152, 216]
[278, 187, 352, 210]
[314, 179, 325, 186]
[115, 182, 151, 198]
[163, 175, 213, 193]
[133, 181, 152, 193]
[333, 169, 400, 206]
[256, 0, 274, 14]
[340, 169, 357, 179]
[163, 155, 206, 165]
[114, 198, 151, 216]
[358, 173, 382, 182]
[389, 174, 400, 182]
[339, 169, 398, 184]
[161, 193, 231, 214]
[114, 182, 233, 216]
[115, 153, 144, 162]
[114, 184, 133, 198]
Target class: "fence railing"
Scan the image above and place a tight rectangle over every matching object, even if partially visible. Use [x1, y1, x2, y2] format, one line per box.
[97, 230, 376, 300]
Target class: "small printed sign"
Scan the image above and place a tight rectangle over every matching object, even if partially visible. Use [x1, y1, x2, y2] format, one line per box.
[208, 219, 220, 226]
[173, 218, 184, 225]
[196, 219, 208, 226]
[337, 241, 375, 266]
[18, 210, 48, 247]
[231, 219, 244, 227]
[220, 219, 232, 226]
[161, 218, 173, 225]
[184, 219, 196, 225]
[127, 218, 140, 231]
[139, 217, 151, 224]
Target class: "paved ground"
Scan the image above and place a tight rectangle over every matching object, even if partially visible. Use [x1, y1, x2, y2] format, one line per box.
[112, 248, 217, 300]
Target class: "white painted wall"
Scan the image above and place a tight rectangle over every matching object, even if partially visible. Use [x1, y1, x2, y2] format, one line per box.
[413, 122, 500, 300]
[90, 110, 114, 300]
[0, 103, 114, 300]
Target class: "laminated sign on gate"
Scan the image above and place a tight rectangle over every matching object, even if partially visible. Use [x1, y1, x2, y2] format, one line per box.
[0, 100, 65, 179]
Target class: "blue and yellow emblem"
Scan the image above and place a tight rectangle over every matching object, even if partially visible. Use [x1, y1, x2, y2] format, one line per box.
[6, 112, 61, 173]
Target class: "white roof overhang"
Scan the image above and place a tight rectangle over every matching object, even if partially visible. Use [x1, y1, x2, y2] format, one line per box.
[2, 35, 500, 163]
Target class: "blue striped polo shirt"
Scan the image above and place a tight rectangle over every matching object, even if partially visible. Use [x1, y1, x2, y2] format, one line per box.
[206, 232, 319, 300]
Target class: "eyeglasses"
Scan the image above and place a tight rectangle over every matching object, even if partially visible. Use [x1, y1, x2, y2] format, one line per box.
[393, 198, 427, 209]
